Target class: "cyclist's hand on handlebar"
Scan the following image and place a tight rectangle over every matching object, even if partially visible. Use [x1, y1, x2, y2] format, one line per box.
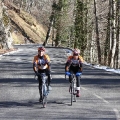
[65, 71, 71, 76]
[76, 72, 82, 76]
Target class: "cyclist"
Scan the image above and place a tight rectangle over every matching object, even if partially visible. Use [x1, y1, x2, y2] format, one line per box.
[33, 46, 52, 102]
[65, 48, 83, 97]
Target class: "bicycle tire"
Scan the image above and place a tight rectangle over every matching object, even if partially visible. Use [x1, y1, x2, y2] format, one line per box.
[70, 82, 74, 106]
[73, 82, 76, 102]
[42, 85, 47, 108]
[70, 76, 77, 105]
[42, 95, 47, 108]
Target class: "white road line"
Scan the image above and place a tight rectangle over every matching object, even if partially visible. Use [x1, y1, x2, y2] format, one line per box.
[103, 99, 109, 104]
[81, 87, 87, 90]
[93, 93, 109, 104]
[93, 94, 103, 99]
[113, 108, 120, 120]
[93, 93, 120, 120]
[81, 87, 120, 120]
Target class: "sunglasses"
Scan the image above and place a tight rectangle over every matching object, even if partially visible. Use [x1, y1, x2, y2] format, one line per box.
[73, 54, 78, 56]
[38, 50, 44, 52]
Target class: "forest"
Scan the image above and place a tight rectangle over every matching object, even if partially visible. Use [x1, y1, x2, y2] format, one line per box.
[0, 0, 120, 69]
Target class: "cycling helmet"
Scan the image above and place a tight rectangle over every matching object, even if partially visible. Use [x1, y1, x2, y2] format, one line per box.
[38, 46, 45, 51]
[73, 48, 80, 55]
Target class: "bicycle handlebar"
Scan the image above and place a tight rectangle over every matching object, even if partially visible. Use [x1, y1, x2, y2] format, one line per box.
[65, 72, 82, 76]
[34, 72, 47, 80]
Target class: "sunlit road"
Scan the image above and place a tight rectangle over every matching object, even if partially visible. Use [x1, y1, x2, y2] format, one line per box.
[0, 44, 120, 120]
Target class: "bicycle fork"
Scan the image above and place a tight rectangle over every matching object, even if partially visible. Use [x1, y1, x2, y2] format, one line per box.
[69, 82, 77, 94]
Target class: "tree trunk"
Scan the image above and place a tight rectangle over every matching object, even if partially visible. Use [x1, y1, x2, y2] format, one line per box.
[107, 0, 113, 66]
[114, 0, 120, 68]
[110, 0, 117, 68]
[118, 0, 120, 69]
[43, 11, 54, 46]
[93, 0, 101, 64]
[54, 0, 62, 47]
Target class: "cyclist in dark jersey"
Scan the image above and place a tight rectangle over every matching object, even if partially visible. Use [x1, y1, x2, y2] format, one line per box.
[65, 48, 83, 97]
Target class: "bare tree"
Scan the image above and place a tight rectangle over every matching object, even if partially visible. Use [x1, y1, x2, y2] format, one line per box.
[116, 0, 120, 68]
[43, 0, 56, 46]
[110, 0, 117, 68]
[93, 0, 101, 64]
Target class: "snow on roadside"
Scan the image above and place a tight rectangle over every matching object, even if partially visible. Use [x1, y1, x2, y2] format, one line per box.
[84, 63, 120, 74]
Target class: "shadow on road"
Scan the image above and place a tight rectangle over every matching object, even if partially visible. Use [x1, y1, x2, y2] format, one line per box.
[81, 65, 120, 89]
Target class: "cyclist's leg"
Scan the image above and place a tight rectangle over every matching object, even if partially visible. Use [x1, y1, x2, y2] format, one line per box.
[75, 67, 81, 97]
[45, 69, 52, 86]
[69, 69, 73, 83]
[76, 75, 80, 88]
[75, 66, 81, 88]
[38, 71, 43, 102]
[76, 75, 80, 97]
[69, 75, 72, 83]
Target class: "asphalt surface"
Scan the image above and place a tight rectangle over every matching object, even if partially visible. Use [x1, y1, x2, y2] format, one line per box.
[0, 44, 120, 120]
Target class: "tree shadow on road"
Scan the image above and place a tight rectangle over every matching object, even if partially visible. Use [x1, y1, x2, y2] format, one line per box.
[0, 100, 50, 109]
[0, 78, 37, 87]
[81, 65, 120, 88]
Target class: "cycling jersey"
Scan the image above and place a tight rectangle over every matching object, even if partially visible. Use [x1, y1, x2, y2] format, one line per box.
[33, 54, 50, 70]
[65, 55, 83, 72]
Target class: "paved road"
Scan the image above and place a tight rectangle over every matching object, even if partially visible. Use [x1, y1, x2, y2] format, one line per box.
[0, 44, 120, 120]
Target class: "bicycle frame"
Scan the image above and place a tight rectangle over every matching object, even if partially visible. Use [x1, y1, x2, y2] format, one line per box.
[65, 72, 82, 106]
[65, 73, 77, 106]
[35, 73, 48, 108]
[40, 73, 48, 108]
[70, 73, 77, 106]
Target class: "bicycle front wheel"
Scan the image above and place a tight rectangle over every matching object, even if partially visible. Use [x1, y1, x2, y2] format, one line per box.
[70, 83, 74, 106]
[73, 83, 76, 102]
[42, 85, 47, 108]
[42, 95, 47, 108]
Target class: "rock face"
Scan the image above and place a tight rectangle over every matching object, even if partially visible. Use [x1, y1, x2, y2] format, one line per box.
[0, 0, 48, 49]
[4, 0, 47, 44]
[0, 1, 13, 50]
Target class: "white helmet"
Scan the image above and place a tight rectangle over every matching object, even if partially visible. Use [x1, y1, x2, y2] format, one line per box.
[73, 48, 80, 55]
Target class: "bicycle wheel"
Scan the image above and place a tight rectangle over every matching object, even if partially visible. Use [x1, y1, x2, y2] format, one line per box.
[70, 82, 74, 106]
[73, 82, 76, 102]
[42, 85, 47, 108]
[42, 95, 47, 108]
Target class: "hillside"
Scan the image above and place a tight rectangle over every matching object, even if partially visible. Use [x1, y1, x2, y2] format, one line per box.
[4, 1, 48, 44]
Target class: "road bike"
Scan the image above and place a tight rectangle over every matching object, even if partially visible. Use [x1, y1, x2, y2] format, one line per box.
[65, 72, 82, 106]
[35, 73, 49, 108]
